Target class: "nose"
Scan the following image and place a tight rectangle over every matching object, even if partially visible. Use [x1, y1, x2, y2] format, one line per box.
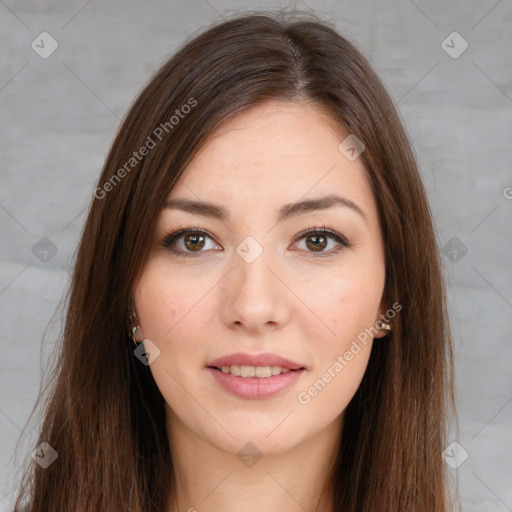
[220, 245, 290, 334]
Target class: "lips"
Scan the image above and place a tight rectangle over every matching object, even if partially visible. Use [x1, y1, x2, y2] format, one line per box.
[206, 352, 306, 371]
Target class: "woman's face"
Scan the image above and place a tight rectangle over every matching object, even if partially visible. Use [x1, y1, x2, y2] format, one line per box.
[133, 99, 388, 455]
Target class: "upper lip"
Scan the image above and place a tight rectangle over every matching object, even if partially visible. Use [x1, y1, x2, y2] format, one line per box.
[207, 352, 305, 370]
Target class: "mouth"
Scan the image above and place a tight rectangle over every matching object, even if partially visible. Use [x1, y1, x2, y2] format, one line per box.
[207, 365, 305, 379]
[206, 365, 306, 399]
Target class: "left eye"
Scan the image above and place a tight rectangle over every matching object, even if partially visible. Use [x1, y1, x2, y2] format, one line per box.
[293, 228, 349, 256]
[162, 227, 349, 257]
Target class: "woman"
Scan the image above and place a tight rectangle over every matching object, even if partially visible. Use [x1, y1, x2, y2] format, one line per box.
[12, 10, 457, 512]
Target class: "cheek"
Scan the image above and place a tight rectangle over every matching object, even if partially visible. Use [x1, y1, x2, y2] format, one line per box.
[296, 275, 376, 414]
[296, 266, 382, 344]
[298, 263, 383, 412]
[133, 262, 209, 409]
[134, 260, 210, 345]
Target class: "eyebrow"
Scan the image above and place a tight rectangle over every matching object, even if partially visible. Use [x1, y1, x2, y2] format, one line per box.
[163, 194, 369, 226]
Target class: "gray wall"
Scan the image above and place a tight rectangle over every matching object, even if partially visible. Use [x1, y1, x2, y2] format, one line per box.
[1, 1, 511, 510]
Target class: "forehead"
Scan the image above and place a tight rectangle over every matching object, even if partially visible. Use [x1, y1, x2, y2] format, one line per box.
[167, 100, 378, 226]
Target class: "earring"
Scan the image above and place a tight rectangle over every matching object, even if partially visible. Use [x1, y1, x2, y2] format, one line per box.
[381, 322, 391, 331]
[129, 312, 143, 345]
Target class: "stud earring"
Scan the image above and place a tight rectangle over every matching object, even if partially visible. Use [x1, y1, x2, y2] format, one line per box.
[129, 312, 143, 345]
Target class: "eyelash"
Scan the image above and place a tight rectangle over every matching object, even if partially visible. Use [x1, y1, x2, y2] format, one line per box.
[161, 223, 351, 259]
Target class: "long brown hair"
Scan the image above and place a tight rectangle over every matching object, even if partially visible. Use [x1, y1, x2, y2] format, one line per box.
[12, 9, 457, 512]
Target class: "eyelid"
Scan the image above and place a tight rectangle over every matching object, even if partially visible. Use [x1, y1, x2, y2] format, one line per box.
[161, 225, 350, 257]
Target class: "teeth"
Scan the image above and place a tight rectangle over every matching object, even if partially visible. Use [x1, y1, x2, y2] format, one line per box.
[256, 366, 271, 378]
[241, 365, 255, 377]
[219, 365, 292, 378]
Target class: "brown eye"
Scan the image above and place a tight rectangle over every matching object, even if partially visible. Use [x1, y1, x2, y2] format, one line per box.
[183, 233, 206, 251]
[294, 227, 350, 257]
[162, 228, 219, 257]
[305, 233, 328, 252]
[162, 226, 349, 259]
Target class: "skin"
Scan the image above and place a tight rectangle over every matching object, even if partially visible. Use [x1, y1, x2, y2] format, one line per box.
[133, 99, 389, 512]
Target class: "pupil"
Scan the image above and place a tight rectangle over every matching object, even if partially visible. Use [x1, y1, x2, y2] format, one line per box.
[185, 234, 205, 251]
[308, 235, 326, 251]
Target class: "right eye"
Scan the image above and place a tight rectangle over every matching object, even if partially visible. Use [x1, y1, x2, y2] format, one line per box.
[161, 228, 221, 257]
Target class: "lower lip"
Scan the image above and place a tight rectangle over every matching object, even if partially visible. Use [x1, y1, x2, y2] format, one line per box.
[207, 367, 305, 399]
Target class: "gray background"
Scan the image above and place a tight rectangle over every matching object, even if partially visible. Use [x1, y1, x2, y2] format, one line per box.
[1, 1, 511, 510]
